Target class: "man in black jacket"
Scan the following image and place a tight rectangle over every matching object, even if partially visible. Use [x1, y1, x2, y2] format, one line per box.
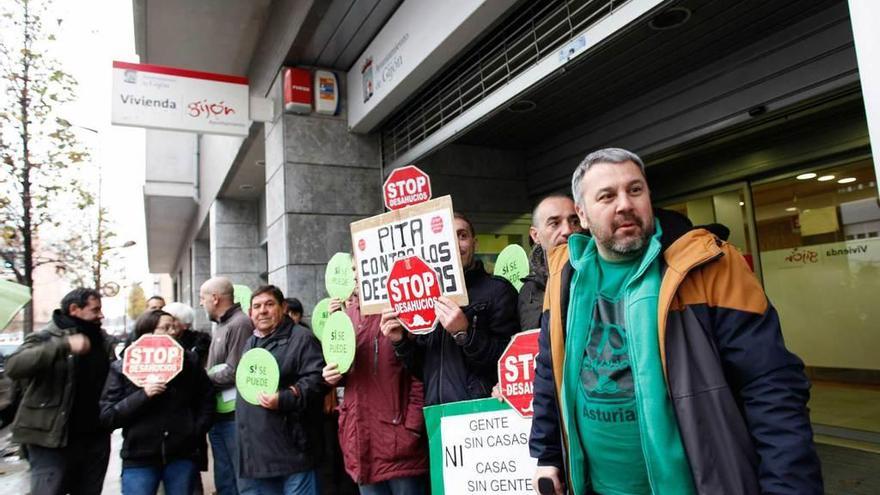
[6, 288, 115, 495]
[236, 285, 327, 495]
[382, 213, 520, 406]
[519, 194, 582, 330]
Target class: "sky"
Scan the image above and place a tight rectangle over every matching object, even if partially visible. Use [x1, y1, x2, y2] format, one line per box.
[52, 0, 149, 318]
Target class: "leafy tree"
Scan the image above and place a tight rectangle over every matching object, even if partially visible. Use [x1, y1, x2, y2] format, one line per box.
[127, 282, 146, 320]
[0, 0, 102, 333]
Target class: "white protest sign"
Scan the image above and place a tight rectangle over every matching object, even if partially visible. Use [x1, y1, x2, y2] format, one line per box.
[424, 398, 537, 494]
[350, 195, 467, 315]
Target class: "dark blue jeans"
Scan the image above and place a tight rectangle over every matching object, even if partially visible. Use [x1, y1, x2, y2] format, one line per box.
[209, 419, 240, 495]
[239, 469, 319, 495]
[358, 476, 427, 495]
[121, 459, 196, 495]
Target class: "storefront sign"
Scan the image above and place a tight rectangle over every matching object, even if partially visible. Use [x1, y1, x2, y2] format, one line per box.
[321, 311, 356, 373]
[384, 165, 432, 210]
[388, 256, 441, 334]
[325, 252, 356, 300]
[111, 61, 249, 136]
[493, 244, 530, 292]
[350, 196, 468, 315]
[122, 334, 185, 387]
[424, 398, 537, 494]
[347, 0, 517, 133]
[498, 329, 540, 418]
[236, 348, 280, 405]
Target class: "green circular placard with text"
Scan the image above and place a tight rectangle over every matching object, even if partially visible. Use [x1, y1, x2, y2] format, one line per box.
[209, 364, 236, 413]
[494, 244, 530, 292]
[325, 252, 356, 300]
[321, 311, 356, 374]
[235, 348, 280, 406]
[311, 298, 332, 342]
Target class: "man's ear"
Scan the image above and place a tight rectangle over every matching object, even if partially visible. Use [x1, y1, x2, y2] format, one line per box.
[529, 226, 539, 245]
[575, 205, 590, 231]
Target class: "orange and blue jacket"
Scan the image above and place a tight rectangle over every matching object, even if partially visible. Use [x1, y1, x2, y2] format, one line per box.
[528, 216, 823, 494]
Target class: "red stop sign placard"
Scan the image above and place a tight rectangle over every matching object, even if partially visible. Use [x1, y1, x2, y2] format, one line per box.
[122, 334, 185, 387]
[383, 165, 432, 210]
[498, 329, 540, 418]
[388, 256, 441, 334]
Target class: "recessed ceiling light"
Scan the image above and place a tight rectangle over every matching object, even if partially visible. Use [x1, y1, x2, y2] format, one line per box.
[817, 175, 835, 182]
[507, 100, 537, 113]
[796, 173, 817, 180]
[648, 7, 691, 30]
[785, 207, 797, 212]
[739, 201, 745, 206]
[255, 160, 265, 167]
[239, 184, 255, 191]
[837, 177, 856, 184]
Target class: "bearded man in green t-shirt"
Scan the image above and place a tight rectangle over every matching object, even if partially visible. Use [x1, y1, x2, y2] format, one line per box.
[529, 148, 822, 495]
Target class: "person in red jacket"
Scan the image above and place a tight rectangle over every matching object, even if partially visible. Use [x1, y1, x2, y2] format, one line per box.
[322, 281, 428, 495]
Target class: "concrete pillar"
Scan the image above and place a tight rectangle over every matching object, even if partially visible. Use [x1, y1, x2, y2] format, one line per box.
[191, 239, 211, 332]
[264, 72, 382, 314]
[210, 199, 266, 291]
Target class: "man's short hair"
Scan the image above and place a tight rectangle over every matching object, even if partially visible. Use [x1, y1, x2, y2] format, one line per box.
[134, 309, 171, 338]
[252, 285, 285, 306]
[201, 277, 234, 299]
[453, 212, 475, 237]
[531, 193, 575, 227]
[284, 298, 304, 315]
[571, 148, 646, 208]
[60, 288, 101, 315]
[147, 295, 165, 305]
[163, 302, 194, 327]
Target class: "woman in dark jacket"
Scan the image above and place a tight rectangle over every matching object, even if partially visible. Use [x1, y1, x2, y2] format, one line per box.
[100, 310, 214, 495]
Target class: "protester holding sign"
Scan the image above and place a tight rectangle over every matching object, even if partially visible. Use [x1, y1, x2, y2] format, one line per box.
[323, 282, 429, 494]
[99, 310, 214, 495]
[235, 285, 327, 495]
[199, 276, 254, 495]
[382, 213, 519, 406]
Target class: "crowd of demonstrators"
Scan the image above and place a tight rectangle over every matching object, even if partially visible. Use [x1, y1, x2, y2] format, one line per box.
[2, 147, 825, 495]
[6, 288, 115, 495]
[323, 266, 429, 494]
[235, 285, 327, 494]
[100, 310, 214, 495]
[380, 213, 520, 406]
[530, 148, 823, 495]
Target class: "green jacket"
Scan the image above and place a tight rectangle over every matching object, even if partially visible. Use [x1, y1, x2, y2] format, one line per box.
[5, 319, 116, 448]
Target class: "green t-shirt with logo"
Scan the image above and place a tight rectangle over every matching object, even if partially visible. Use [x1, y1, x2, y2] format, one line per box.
[576, 256, 651, 495]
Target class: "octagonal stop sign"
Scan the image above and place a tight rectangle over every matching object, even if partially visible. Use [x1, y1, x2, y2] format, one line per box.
[122, 334, 185, 387]
[383, 165, 432, 210]
[388, 256, 441, 334]
[498, 329, 541, 418]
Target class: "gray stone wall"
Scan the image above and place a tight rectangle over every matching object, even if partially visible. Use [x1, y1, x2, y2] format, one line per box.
[191, 239, 211, 332]
[209, 199, 266, 293]
[264, 72, 382, 315]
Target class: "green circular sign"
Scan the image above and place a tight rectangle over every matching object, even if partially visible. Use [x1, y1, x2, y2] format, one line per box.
[235, 348, 280, 406]
[494, 244, 530, 292]
[325, 252, 356, 300]
[311, 298, 332, 342]
[209, 364, 236, 413]
[321, 311, 356, 374]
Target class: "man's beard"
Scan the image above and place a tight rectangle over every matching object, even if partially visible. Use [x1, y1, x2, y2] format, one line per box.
[595, 212, 653, 259]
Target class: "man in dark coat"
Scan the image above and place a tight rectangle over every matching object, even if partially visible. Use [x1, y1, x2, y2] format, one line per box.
[235, 285, 327, 494]
[6, 288, 115, 495]
[519, 194, 582, 330]
[382, 213, 520, 406]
